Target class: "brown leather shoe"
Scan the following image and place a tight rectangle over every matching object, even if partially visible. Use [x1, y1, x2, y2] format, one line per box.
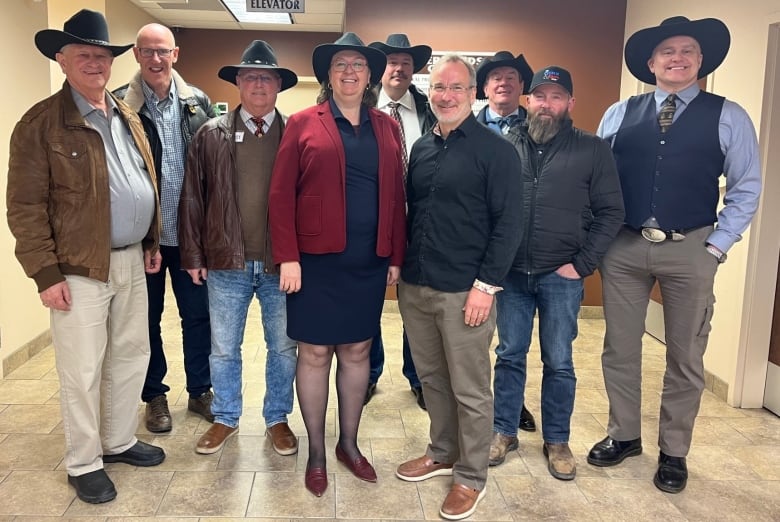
[543, 442, 576, 480]
[489, 431, 519, 466]
[265, 422, 298, 456]
[305, 465, 328, 497]
[440, 483, 486, 520]
[145, 395, 172, 433]
[188, 390, 215, 422]
[396, 455, 453, 482]
[336, 444, 377, 482]
[195, 423, 237, 454]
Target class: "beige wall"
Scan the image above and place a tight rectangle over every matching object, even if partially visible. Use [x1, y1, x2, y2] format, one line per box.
[623, 1, 780, 405]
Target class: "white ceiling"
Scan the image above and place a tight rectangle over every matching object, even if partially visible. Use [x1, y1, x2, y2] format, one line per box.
[128, 0, 345, 32]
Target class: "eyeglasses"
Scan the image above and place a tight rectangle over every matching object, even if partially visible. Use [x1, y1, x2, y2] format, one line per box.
[138, 48, 175, 58]
[331, 61, 367, 73]
[430, 84, 474, 95]
[238, 73, 279, 84]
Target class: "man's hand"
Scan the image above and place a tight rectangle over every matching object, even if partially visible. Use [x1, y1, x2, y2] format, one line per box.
[555, 263, 581, 280]
[462, 287, 494, 327]
[387, 266, 400, 286]
[40, 281, 72, 312]
[186, 268, 208, 285]
[280, 261, 301, 293]
[144, 250, 162, 274]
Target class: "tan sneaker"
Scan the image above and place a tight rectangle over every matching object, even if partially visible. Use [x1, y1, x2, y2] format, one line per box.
[489, 432, 519, 466]
[440, 483, 486, 520]
[543, 442, 576, 480]
[265, 422, 298, 456]
[396, 455, 453, 482]
[195, 423, 238, 455]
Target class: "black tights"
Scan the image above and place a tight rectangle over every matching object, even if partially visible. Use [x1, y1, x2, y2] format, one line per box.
[296, 339, 371, 469]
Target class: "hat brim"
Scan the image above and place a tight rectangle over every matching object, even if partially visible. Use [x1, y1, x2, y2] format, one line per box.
[312, 43, 387, 86]
[367, 42, 432, 73]
[218, 64, 298, 91]
[34, 29, 132, 61]
[476, 54, 533, 99]
[624, 18, 730, 85]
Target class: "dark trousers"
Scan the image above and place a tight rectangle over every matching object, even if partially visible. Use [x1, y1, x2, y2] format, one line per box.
[143, 244, 211, 402]
[369, 326, 420, 388]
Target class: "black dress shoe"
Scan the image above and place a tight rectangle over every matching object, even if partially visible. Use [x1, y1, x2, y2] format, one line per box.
[519, 404, 536, 432]
[587, 436, 642, 466]
[103, 440, 165, 467]
[363, 382, 377, 406]
[411, 386, 427, 410]
[654, 452, 688, 493]
[68, 469, 116, 504]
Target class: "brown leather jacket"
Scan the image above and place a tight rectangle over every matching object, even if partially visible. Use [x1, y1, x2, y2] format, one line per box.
[178, 107, 285, 274]
[6, 82, 161, 292]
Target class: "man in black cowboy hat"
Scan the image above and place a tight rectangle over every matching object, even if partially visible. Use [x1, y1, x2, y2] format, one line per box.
[364, 33, 435, 410]
[113, 23, 217, 434]
[178, 40, 300, 458]
[475, 50, 537, 436]
[588, 16, 761, 493]
[7, 9, 166, 504]
[489, 66, 623, 479]
[475, 51, 533, 136]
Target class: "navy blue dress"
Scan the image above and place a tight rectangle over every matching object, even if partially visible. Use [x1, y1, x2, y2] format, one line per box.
[286, 101, 389, 345]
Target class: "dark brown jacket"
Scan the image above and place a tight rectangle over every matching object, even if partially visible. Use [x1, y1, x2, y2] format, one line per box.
[7, 82, 161, 292]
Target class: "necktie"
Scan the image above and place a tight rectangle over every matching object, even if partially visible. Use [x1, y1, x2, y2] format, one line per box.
[250, 116, 265, 137]
[658, 94, 677, 133]
[496, 115, 517, 135]
[387, 102, 408, 176]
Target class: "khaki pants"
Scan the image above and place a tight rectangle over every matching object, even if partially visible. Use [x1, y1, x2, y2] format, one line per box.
[51, 244, 150, 476]
[600, 226, 718, 457]
[399, 281, 495, 490]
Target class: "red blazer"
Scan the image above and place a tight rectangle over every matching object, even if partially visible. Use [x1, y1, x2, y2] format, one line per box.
[269, 100, 406, 266]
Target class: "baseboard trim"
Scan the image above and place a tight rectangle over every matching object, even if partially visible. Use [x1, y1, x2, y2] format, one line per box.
[704, 369, 729, 402]
[2, 329, 52, 378]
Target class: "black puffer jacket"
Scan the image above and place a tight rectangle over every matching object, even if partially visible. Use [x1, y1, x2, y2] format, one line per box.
[506, 120, 625, 277]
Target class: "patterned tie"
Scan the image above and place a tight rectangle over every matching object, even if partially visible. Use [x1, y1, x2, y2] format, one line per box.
[250, 116, 265, 137]
[658, 94, 677, 134]
[387, 102, 408, 176]
[497, 115, 517, 135]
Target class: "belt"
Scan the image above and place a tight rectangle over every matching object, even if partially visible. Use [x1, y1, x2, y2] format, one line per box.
[625, 225, 707, 243]
[111, 244, 131, 251]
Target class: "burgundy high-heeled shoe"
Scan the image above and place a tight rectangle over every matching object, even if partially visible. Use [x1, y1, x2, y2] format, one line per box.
[305, 465, 328, 497]
[335, 444, 377, 482]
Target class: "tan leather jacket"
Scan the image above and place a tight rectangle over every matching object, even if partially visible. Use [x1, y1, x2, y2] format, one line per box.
[7, 82, 161, 292]
[178, 108, 285, 274]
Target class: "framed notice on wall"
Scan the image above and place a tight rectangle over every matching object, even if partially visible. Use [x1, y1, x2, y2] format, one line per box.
[412, 51, 494, 115]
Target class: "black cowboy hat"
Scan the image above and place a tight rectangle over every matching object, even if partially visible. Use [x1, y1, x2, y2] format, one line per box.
[218, 40, 298, 91]
[368, 33, 432, 74]
[35, 9, 133, 60]
[475, 51, 534, 99]
[624, 16, 731, 85]
[312, 32, 387, 86]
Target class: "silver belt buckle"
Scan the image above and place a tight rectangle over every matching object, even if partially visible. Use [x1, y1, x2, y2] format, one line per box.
[641, 227, 666, 243]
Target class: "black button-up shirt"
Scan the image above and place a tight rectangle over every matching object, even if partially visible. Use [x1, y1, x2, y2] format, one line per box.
[402, 114, 523, 292]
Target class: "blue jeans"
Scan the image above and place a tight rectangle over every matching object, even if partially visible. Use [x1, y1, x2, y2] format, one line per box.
[207, 262, 297, 428]
[144, 245, 211, 401]
[369, 326, 420, 388]
[493, 270, 583, 443]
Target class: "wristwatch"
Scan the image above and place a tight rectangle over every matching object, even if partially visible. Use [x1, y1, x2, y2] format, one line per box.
[705, 244, 727, 264]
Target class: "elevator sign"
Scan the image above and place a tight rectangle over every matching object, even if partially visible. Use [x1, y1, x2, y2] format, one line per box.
[246, 0, 304, 13]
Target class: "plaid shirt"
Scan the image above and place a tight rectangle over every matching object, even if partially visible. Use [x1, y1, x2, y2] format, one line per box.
[142, 79, 186, 246]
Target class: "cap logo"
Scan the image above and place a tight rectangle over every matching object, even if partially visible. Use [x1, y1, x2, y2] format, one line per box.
[542, 69, 560, 82]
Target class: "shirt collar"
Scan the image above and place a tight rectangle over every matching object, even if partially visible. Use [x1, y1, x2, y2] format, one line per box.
[239, 106, 277, 128]
[486, 106, 520, 122]
[141, 77, 176, 105]
[655, 82, 700, 108]
[329, 97, 370, 124]
[71, 88, 116, 118]
[378, 88, 414, 111]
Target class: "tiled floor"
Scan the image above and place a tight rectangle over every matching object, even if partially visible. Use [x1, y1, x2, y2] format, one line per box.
[1, 292, 779, 521]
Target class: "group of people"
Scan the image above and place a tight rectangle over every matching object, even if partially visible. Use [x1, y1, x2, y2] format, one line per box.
[6, 8, 761, 522]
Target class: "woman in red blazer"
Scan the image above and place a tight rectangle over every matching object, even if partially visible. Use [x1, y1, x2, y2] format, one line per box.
[268, 32, 406, 497]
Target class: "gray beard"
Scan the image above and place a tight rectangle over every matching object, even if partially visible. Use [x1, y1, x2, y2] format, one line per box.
[527, 110, 567, 144]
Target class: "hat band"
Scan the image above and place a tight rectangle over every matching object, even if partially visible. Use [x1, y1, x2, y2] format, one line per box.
[242, 60, 278, 66]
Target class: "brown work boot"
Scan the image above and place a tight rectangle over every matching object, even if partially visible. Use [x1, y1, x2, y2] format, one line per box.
[396, 455, 453, 482]
[543, 442, 576, 480]
[440, 483, 486, 520]
[195, 423, 238, 454]
[188, 390, 214, 422]
[265, 422, 298, 456]
[488, 431, 519, 466]
[145, 395, 172, 433]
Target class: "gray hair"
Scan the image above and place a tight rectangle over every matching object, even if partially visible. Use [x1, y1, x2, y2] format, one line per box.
[430, 53, 477, 87]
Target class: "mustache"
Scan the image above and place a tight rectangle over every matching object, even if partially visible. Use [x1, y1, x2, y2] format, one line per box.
[391, 72, 409, 80]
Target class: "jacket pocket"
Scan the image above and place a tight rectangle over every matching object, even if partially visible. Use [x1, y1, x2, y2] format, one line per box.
[297, 195, 322, 236]
[49, 141, 90, 197]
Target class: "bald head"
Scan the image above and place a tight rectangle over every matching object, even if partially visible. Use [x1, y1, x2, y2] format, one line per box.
[133, 23, 179, 98]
